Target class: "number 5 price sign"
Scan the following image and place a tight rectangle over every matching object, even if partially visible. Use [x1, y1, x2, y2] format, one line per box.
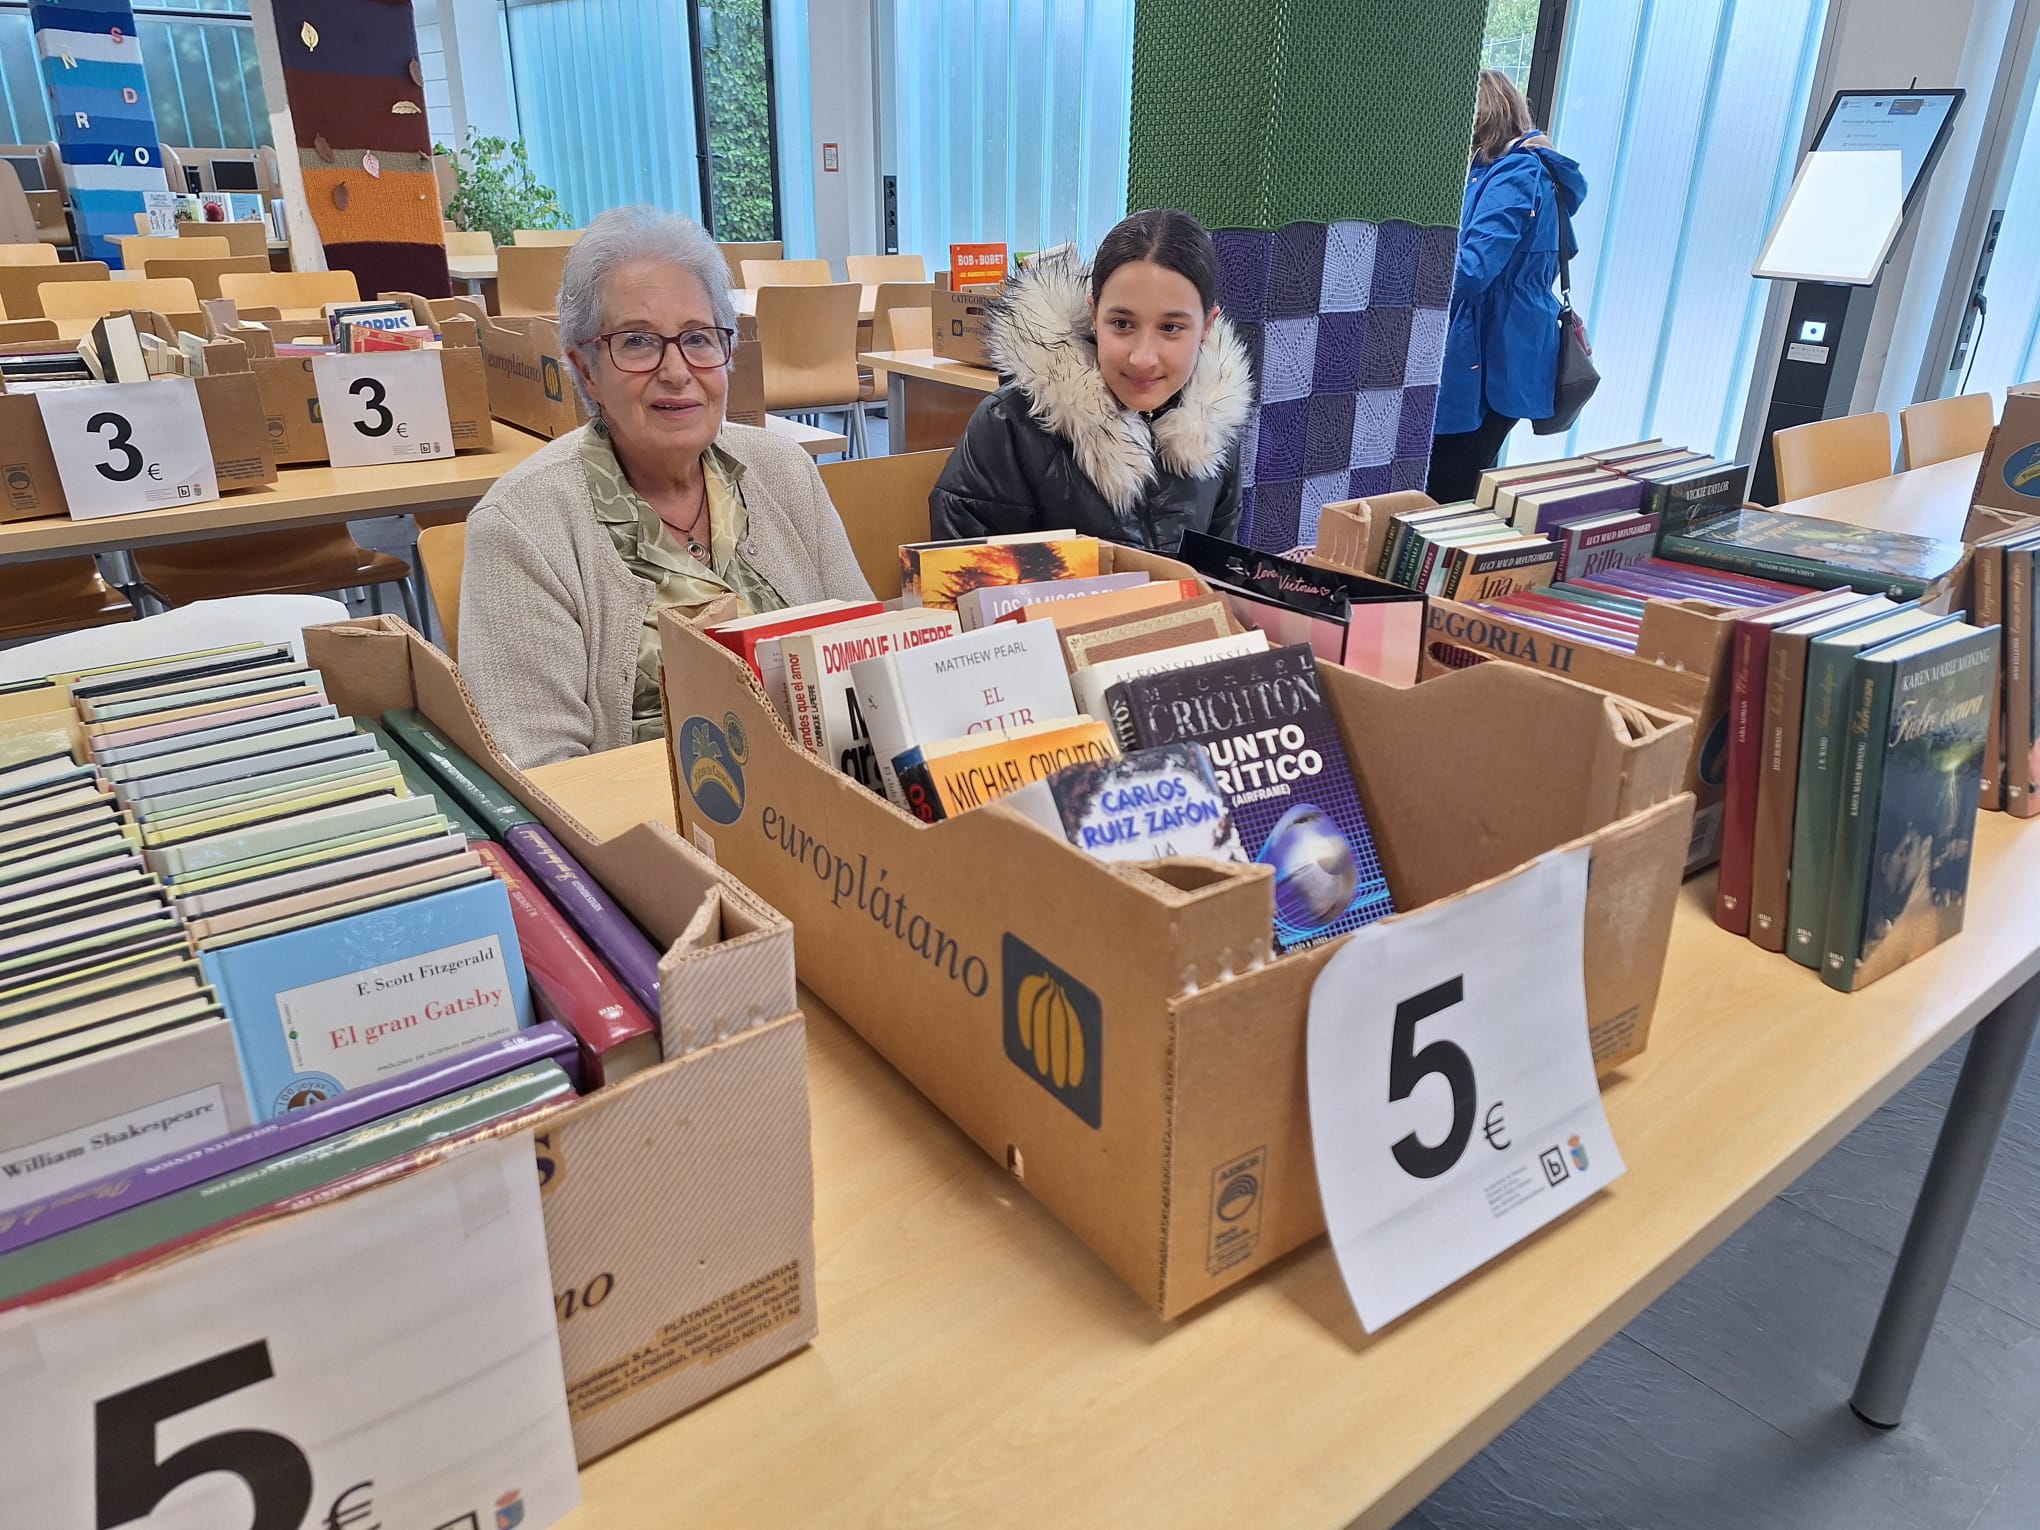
[1307, 846, 1625, 1331]
[312, 351, 455, 470]
[37, 380, 220, 521]
[0, 1136, 581, 1530]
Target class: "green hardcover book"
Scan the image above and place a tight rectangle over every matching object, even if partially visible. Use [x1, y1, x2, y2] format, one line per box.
[1785, 605, 1940, 968]
[138, 759, 402, 832]
[1821, 620, 1998, 992]
[162, 816, 449, 894]
[0, 1059, 575, 1304]
[353, 717, 492, 842]
[1661, 509, 1964, 601]
[379, 710, 537, 838]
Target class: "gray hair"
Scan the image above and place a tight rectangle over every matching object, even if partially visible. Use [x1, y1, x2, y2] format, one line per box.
[556, 205, 736, 407]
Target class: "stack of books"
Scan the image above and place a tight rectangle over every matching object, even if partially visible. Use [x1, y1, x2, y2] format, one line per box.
[1476, 441, 1746, 533]
[1971, 521, 2040, 815]
[1469, 562, 1809, 654]
[1375, 505, 1558, 596]
[323, 299, 440, 351]
[1659, 505, 1968, 602]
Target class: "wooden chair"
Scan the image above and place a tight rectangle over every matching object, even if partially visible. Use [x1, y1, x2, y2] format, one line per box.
[0, 242, 56, 266]
[872, 281, 934, 351]
[756, 283, 870, 456]
[817, 450, 950, 598]
[846, 254, 927, 285]
[1900, 393, 1995, 469]
[218, 269, 360, 318]
[717, 240, 784, 286]
[1770, 411, 1893, 503]
[26, 192, 69, 249]
[0, 160, 38, 246]
[0, 560, 133, 641]
[133, 528, 418, 624]
[133, 253, 268, 299]
[0, 260, 103, 318]
[416, 522, 466, 659]
[42, 276, 200, 331]
[512, 228, 583, 247]
[743, 258, 831, 289]
[0, 318, 59, 343]
[132, 212, 152, 235]
[182, 220, 270, 258]
[114, 234, 229, 269]
[444, 230, 495, 257]
[497, 243, 571, 317]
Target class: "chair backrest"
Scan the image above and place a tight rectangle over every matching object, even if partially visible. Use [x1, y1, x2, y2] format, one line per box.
[444, 229, 495, 257]
[871, 281, 934, 351]
[26, 191, 67, 246]
[434, 152, 458, 214]
[159, 143, 185, 192]
[817, 450, 950, 598]
[512, 228, 583, 247]
[0, 242, 56, 266]
[717, 240, 784, 285]
[0, 317, 58, 342]
[754, 283, 864, 412]
[846, 254, 927, 285]
[742, 258, 831, 289]
[497, 243, 572, 317]
[416, 523, 467, 660]
[217, 268, 360, 316]
[42, 275, 200, 327]
[1900, 392, 1995, 470]
[133, 212, 153, 234]
[1771, 411, 1893, 503]
[0, 159, 36, 246]
[183, 220, 269, 258]
[0, 260, 104, 318]
[117, 234, 230, 270]
[137, 253, 270, 301]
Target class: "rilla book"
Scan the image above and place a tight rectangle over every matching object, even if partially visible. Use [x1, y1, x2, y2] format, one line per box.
[1106, 644, 1394, 948]
[898, 532, 1101, 610]
[1661, 508, 1964, 600]
[1552, 511, 1660, 582]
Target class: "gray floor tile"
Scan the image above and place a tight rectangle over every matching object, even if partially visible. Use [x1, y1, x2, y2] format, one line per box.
[1968, 1420, 2040, 1530]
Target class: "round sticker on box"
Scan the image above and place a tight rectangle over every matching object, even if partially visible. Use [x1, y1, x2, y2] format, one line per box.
[678, 714, 746, 824]
[2002, 442, 2040, 498]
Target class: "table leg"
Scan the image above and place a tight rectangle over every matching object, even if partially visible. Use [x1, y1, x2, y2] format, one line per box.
[887, 372, 910, 456]
[1851, 970, 2040, 1428]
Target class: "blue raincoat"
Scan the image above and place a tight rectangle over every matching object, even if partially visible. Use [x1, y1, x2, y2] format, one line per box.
[1435, 138, 1588, 435]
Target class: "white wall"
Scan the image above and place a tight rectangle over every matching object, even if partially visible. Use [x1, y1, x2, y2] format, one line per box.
[805, 0, 879, 266]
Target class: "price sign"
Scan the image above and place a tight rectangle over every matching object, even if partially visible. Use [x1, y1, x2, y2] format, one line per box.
[37, 379, 219, 521]
[312, 351, 455, 469]
[0, 1136, 581, 1530]
[1307, 846, 1624, 1330]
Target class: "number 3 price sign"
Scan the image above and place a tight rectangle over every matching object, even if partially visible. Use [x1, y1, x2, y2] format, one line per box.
[1307, 846, 1625, 1331]
[0, 1136, 581, 1530]
[312, 351, 455, 470]
[37, 380, 220, 521]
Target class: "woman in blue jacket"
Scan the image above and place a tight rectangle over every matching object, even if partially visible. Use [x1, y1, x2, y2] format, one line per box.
[1428, 70, 1589, 503]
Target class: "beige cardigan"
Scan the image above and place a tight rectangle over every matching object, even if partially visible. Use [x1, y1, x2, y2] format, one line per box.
[461, 423, 874, 768]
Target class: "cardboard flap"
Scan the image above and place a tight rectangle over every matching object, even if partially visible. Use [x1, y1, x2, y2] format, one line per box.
[380, 290, 481, 351]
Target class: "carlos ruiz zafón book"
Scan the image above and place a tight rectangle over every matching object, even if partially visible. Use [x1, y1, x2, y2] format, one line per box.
[1105, 644, 1395, 948]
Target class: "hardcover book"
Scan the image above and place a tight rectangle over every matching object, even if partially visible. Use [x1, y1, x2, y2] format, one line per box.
[1071, 631, 1270, 720]
[1444, 537, 1561, 600]
[1058, 594, 1236, 673]
[706, 598, 883, 679]
[501, 821, 665, 1017]
[1511, 474, 1647, 535]
[896, 718, 1117, 821]
[1038, 743, 1247, 864]
[955, 572, 1150, 630]
[1662, 509, 1962, 600]
[1553, 511, 1661, 582]
[898, 532, 1100, 609]
[780, 609, 964, 785]
[380, 708, 540, 838]
[1108, 645, 1395, 948]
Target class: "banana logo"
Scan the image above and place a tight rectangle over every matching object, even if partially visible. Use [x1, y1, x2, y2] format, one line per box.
[2016, 460, 2040, 491]
[687, 749, 741, 806]
[1017, 971, 1084, 1089]
[2004, 445, 2040, 497]
[678, 715, 747, 824]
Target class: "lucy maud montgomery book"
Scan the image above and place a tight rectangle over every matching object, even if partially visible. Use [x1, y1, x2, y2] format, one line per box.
[1105, 644, 1395, 949]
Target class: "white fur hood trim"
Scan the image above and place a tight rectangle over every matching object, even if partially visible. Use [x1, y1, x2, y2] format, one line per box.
[984, 251, 1255, 515]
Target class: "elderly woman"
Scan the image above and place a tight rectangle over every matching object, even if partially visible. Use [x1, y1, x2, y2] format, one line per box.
[460, 205, 872, 768]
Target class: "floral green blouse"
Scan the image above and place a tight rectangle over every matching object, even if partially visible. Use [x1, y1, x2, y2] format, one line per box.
[581, 421, 785, 742]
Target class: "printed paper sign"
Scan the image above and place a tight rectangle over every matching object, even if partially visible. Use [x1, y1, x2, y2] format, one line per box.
[37, 379, 219, 520]
[275, 935, 517, 1092]
[0, 1086, 228, 1212]
[312, 349, 455, 468]
[1307, 845, 1623, 1330]
[0, 1135, 580, 1530]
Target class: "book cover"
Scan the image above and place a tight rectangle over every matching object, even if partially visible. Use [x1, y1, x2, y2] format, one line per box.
[350, 716, 492, 842]
[0, 998, 222, 1086]
[1111, 644, 1395, 948]
[1646, 461, 1750, 530]
[849, 622, 1077, 807]
[899, 719, 1117, 821]
[1513, 475, 1648, 535]
[899, 534, 1101, 609]
[1972, 534, 2007, 810]
[1379, 506, 1475, 577]
[62, 644, 294, 704]
[1072, 631, 1270, 720]
[184, 849, 481, 945]
[87, 691, 330, 753]
[173, 829, 469, 922]
[199, 875, 533, 1117]
[92, 702, 341, 769]
[1497, 472, 1613, 535]
[1663, 510, 1962, 600]
[118, 734, 377, 804]
[473, 842, 658, 1087]
[139, 768, 405, 847]
[164, 816, 449, 897]
[1446, 538, 1561, 601]
[143, 792, 442, 879]
[2006, 541, 2039, 817]
[1554, 511, 1660, 582]
[1059, 594, 1237, 674]
[1824, 623, 1996, 991]
[1043, 743, 1247, 863]
[707, 598, 883, 678]
[502, 821, 664, 1017]
[380, 708, 539, 838]
[779, 609, 962, 784]
[956, 572, 1149, 630]
[79, 665, 321, 724]
[1004, 579, 1203, 630]
[1474, 458, 1592, 510]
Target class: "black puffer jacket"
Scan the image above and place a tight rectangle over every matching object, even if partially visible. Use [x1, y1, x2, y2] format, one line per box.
[929, 252, 1255, 554]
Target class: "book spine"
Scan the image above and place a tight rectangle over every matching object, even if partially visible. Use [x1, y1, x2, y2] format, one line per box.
[1787, 643, 1852, 969]
[501, 821, 662, 1016]
[1976, 545, 2003, 811]
[379, 709, 537, 835]
[1714, 623, 1769, 933]
[1101, 681, 1142, 752]
[354, 718, 490, 841]
[783, 643, 818, 753]
[897, 761, 946, 823]
[857, 663, 914, 808]
[1747, 634, 1800, 952]
[2007, 549, 2033, 816]
[1661, 536, 1928, 601]
[1822, 663, 1896, 991]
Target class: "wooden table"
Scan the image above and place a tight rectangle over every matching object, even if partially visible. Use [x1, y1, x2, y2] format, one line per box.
[447, 253, 497, 287]
[1778, 451, 1983, 541]
[528, 737, 2040, 1529]
[860, 347, 999, 454]
[764, 414, 848, 458]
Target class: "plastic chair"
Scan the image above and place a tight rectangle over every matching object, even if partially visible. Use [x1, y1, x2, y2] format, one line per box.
[0, 242, 56, 265]
[114, 234, 229, 269]
[512, 228, 583, 247]
[846, 254, 927, 285]
[0, 260, 103, 318]
[717, 240, 784, 286]
[0, 560, 133, 641]
[416, 522, 466, 659]
[133, 254, 268, 299]
[133, 528, 419, 625]
[816, 450, 951, 598]
[742, 258, 831, 289]
[182, 220, 270, 258]
[42, 276, 200, 330]
[1770, 411, 1893, 503]
[218, 268, 360, 317]
[755, 282, 869, 456]
[871, 281, 934, 351]
[497, 243, 571, 317]
[1900, 393, 1995, 469]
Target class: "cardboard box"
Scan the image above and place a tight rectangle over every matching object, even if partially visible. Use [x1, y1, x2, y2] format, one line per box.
[461, 304, 590, 441]
[726, 336, 765, 429]
[658, 545, 1694, 1319]
[931, 286, 994, 367]
[1971, 383, 2040, 517]
[1309, 492, 1438, 583]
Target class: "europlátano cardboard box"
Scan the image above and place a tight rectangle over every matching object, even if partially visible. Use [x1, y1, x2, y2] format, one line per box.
[447, 300, 591, 441]
[1971, 383, 2040, 518]
[291, 616, 815, 1462]
[658, 546, 1694, 1319]
[931, 285, 994, 367]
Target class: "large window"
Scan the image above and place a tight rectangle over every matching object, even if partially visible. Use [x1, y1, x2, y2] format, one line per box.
[891, 0, 1132, 267]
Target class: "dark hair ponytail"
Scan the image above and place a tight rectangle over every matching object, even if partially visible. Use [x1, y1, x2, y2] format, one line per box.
[1090, 208, 1218, 312]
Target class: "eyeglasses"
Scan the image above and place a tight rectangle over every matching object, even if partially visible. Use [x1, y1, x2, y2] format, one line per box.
[587, 327, 736, 373]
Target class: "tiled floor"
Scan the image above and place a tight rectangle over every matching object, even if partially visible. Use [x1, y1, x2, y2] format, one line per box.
[1397, 1034, 2040, 1529]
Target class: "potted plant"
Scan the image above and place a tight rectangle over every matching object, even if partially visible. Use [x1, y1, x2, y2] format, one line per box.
[435, 130, 569, 247]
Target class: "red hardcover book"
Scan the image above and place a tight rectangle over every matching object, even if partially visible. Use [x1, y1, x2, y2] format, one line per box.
[706, 599, 883, 680]
[474, 842, 660, 1086]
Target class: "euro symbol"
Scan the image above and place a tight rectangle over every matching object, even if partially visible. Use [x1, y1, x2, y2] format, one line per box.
[146, 463, 163, 481]
[1483, 1102, 1509, 1151]
[395, 421, 409, 438]
[325, 1480, 379, 1530]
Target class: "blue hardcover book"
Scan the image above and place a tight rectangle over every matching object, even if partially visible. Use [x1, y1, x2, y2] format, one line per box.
[200, 877, 533, 1117]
